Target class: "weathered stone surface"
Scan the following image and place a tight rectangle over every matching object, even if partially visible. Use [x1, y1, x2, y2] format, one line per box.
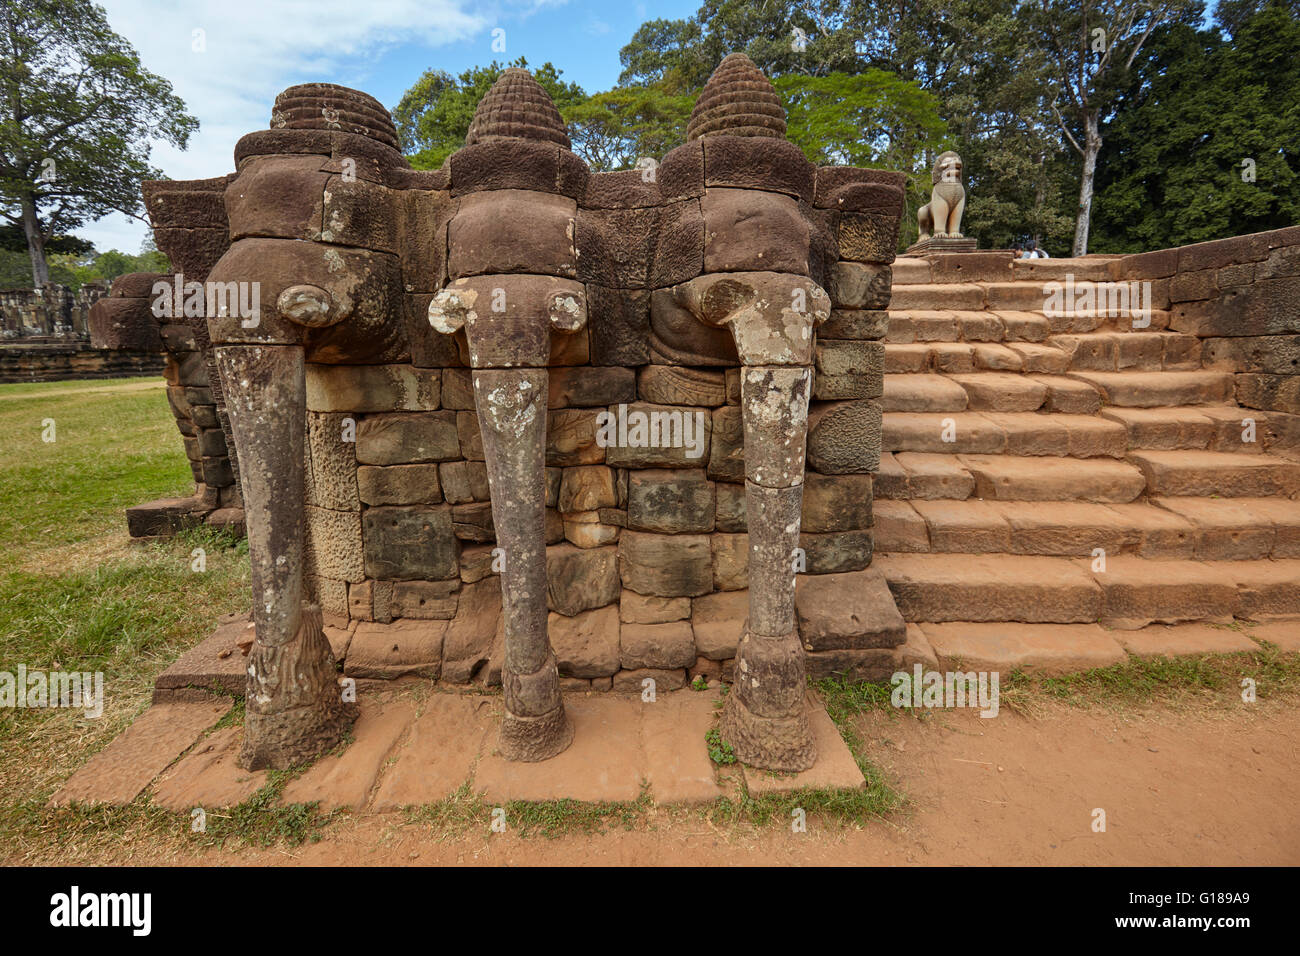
[828, 262, 892, 310]
[562, 510, 621, 548]
[612, 668, 688, 693]
[745, 482, 803, 635]
[558, 465, 617, 512]
[151, 727, 268, 812]
[441, 577, 501, 682]
[621, 621, 696, 669]
[742, 366, 810, 487]
[452, 501, 495, 541]
[279, 698, 415, 810]
[649, 287, 738, 367]
[813, 340, 884, 400]
[799, 529, 874, 574]
[707, 405, 745, 483]
[575, 206, 658, 288]
[619, 590, 691, 624]
[549, 603, 621, 678]
[807, 400, 882, 474]
[650, 199, 706, 288]
[362, 505, 458, 581]
[547, 543, 620, 615]
[50, 698, 232, 807]
[305, 505, 365, 582]
[447, 188, 577, 278]
[715, 481, 748, 531]
[438, 460, 490, 504]
[627, 468, 715, 533]
[346, 620, 446, 678]
[587, 285, 650, 365]
[712, 532, 749, 590]
[549, 365, 636, 408]
[702, 188, 811, 274]
[801, 472, 873, 533]
[691, 588, 747, 659]
[603, 402, 713, 468]
[820, 309, 890, 340]
[637, 365, 728, 407]
[546, 408, 605, 465]
[795, 569, 906, 650]
[355, 411, 459, 465]
[619, 531, 713, 597]
[356, 463, 442, 505]
[305, 364, 440, 413]
[371, 694, 495, 807]
[392, 580, 459, 620]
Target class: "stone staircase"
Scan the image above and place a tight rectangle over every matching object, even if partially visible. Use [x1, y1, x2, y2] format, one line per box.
[871, 252, 1300, 668]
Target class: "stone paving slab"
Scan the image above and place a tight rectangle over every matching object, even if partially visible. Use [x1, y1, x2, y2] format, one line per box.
[742, 700, 865, 795]
[281, 698, 417, 810]
[152, 616, 252, 699]
[49, 697, 232, 807]
[474, 695, 648, 803]
[371, 694, 496, 810]
[641, 693, 725, 803]
[1243, 618, 1300, 652]
[151, 726, 268, 811]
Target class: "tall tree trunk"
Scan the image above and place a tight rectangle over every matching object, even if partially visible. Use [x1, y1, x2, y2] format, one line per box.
[21, 194, 49, 287]
[1072, 114, 1102, 257]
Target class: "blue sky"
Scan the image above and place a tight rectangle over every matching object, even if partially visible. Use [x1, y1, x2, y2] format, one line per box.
[89, 0, 700, 253]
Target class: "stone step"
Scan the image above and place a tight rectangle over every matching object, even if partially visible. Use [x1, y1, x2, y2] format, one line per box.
[889, 283, 986, 311]
[1100, 406, 1263, 452]
[881, 496, 1300, 562]
[1047, 332, 1201, 371]
[1128, 449, 1300, 498]
[875, 552, 1300, 626]
[882, 412, 1127, 458]
[880, 374, 969, 412]
[918, 620, 1262, 677]
[1009, 257, 1117, 282]
[1062, 370, 1235, 407]
[956, 454, 1148, 502]
[885, 310, 1174, 344]
[946, 372, 1048, 411]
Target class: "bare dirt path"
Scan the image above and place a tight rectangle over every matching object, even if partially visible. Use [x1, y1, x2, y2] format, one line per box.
[157, 698, 1298, 866]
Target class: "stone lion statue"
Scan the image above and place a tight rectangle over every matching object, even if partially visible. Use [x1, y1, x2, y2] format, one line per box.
[917, 151, 965, 240]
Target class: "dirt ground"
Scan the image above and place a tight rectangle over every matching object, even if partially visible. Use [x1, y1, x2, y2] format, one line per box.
[102, 696, 1295, 867]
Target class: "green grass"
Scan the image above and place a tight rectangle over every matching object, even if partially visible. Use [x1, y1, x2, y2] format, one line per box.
[0, 376, 192, 554]
[0, 377, 250, 841]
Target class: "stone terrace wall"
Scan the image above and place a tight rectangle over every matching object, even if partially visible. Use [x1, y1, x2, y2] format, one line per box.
[266, 137, 903, 692]
[88, 271, 242, 536]
[1116, 225, 1300, 454]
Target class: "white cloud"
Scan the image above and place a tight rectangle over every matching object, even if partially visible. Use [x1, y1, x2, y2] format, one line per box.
[85, 0, 487, 252]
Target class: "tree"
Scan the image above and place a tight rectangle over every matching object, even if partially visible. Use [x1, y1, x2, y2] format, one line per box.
[1091, 2, 1300, 250]
[1026, 0, 1201, 255]
[562, 84, 694, 171]
[392, 58, 586, 170]
[0, 0, 196, 288]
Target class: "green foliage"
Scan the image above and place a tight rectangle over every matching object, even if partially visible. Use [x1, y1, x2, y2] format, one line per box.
[0, 0, 196, 284]
[705, 727, 736, 764]
[1092, 3, 1300, 251]
[562, 84, 693, 171]
[776, 70, 948, 171]
[392, 58, 585, 170]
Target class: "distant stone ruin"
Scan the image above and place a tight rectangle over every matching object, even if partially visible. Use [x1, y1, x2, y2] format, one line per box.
[117, 55, 907, 772]
[0, 281, 163, 383]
